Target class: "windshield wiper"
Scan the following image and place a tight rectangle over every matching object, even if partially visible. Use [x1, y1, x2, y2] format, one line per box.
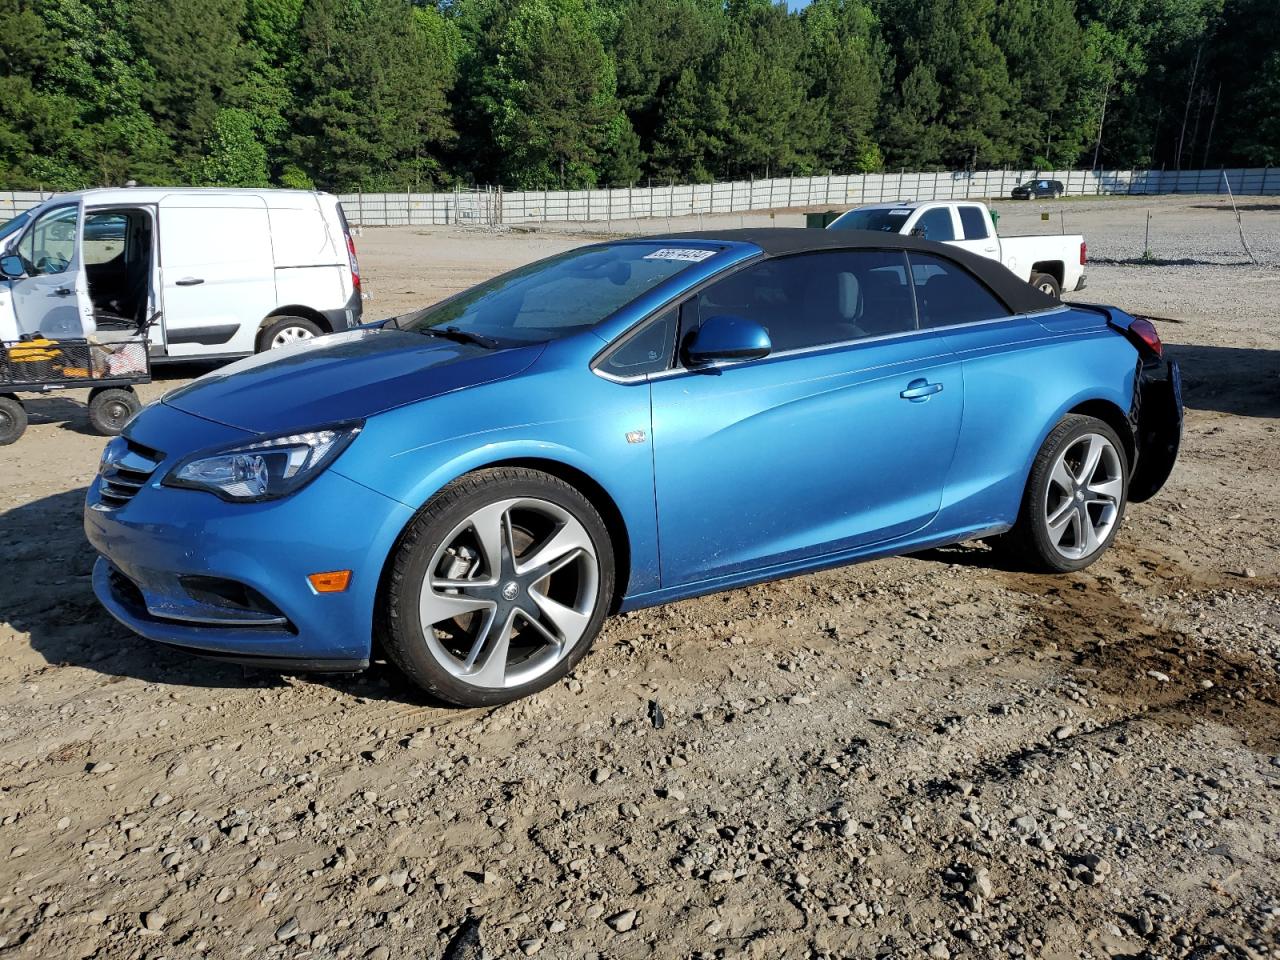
[419, 325, 502, 349]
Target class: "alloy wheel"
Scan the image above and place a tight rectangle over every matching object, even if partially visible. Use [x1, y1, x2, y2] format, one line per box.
[419, 497, 599, 689]
[1043, 433, 1124, 560]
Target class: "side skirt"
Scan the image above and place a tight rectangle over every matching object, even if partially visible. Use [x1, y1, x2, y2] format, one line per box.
[617, 521, 1012, 613]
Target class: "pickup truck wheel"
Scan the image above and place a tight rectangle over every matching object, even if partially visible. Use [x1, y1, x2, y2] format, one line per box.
[1030, 273, 1061, 300]
[0, 395, 27, 445]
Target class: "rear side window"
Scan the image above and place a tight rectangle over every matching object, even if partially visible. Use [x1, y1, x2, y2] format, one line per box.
[957, 206, 991, 240]
[913, 208, 955, 242]
[908, 252, 1011, 328]
[681, 249, 916, 354]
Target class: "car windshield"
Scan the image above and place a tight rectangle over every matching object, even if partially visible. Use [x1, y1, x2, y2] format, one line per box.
[827, 208, 912, 233]
[398, 243, 715, 345]
[0, 212, 31, 248]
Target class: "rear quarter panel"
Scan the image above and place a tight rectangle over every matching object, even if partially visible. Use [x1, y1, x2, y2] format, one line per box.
[933, 308, 1138, 531]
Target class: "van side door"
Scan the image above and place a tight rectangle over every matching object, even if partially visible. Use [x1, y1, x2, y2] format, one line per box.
[8, 201, 94, 339]
[157, 195, 275, 357]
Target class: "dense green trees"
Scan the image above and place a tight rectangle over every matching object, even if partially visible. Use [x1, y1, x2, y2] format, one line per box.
[0, 0, 1274, 191]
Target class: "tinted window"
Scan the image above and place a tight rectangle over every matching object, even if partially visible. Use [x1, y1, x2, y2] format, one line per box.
[602, 308, 676, 377]
[909, 252, 1011, 328]
[402, 243, 710, 346]
[828, 207, 913, 233]
[18, 205, 77, 276]
[958, 206, 990, 240]
[684, 250, 916, 354]
[913, 208, 955, 242]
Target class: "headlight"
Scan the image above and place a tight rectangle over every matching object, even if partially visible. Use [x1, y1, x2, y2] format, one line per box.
[164, 423, 362, 502]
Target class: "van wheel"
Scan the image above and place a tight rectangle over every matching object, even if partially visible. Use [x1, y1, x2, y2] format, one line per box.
[0, 395, 27, 445]
[87, 387, 141, 436]
[1030, 273, 1061, 300]
[259, 316, 323, 352]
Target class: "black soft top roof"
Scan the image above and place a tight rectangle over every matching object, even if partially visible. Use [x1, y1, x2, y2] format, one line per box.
[656, 227, 1058, 316]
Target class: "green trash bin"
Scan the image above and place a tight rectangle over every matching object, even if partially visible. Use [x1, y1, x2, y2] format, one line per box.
[989, 208, 1000, 230]
[806, 210, 842, 229]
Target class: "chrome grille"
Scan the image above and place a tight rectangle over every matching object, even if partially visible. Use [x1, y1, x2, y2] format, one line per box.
[98, 439, 164, 508]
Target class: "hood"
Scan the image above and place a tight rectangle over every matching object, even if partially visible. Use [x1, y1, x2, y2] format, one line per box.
[163, 326, 544, 434]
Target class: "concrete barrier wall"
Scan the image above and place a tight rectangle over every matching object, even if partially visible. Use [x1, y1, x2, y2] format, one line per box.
[2, 168, 1277, 225]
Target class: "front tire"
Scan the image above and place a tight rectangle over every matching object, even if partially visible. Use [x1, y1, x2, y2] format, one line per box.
[383, 467, 615, 706]
[1003, 415, 1128, 573]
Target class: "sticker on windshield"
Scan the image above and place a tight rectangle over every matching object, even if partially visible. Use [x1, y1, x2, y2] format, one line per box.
[644, 247, 716, 262]
[889, 209, 912, 216]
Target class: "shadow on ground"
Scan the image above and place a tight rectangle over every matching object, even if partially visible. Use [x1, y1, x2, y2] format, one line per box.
[0, 486, 425, 704]
[1168, 342, 1280, 418]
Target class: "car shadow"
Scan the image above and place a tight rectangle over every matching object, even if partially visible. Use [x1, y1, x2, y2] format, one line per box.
[1, 486, 432, 705]
[1166, 341, 1280, 418]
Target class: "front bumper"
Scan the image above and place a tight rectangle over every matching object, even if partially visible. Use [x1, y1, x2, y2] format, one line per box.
[85, 418, 414, 667]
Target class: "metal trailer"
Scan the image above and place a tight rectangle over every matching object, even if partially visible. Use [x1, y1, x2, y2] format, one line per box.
[0, 334, 150, 444]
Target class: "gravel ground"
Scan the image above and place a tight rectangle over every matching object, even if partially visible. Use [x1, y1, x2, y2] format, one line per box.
[0, 195, 1277, 959]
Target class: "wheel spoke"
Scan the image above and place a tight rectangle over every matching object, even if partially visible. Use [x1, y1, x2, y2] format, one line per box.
[1086, 476, 1123, 503]
[527, 589, 590, 646]
[1049, 458, 1075, 494]
[1047, 495, 1075, 527]
[467, 608, 518, 687]
[419, 587, 492, 629]
[467, 501, 515, 579]
[1047, 504, 1075, 546]
[1075, 435, 1104, 485]
[1078, 505, 1101, 555]
[516, 519, 591, 578]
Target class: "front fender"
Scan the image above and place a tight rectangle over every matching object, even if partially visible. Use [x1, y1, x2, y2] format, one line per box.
[331, 368, 661, 596]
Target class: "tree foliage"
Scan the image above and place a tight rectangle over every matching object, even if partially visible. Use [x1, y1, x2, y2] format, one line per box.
[0, 0, 1274, 190]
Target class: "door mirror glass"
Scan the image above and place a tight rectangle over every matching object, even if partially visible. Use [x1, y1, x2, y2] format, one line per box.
[0, 255, 24, 279]
[684, 314, 771, 366]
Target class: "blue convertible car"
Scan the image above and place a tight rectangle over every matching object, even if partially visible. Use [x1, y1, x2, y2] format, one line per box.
[86, 230, 1181, 705]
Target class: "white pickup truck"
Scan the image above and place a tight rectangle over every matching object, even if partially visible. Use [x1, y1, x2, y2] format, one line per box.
[828, 200, 1086, 299]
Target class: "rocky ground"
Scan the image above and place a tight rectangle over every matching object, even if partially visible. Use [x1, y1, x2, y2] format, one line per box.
[0, 195, 1277, 959]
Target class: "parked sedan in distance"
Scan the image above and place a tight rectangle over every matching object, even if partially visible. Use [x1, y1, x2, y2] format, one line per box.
[1012, 178, 1066, 199]
[86, 230, 1182, 706]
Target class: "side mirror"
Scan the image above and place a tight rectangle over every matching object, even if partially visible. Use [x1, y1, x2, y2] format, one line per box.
[0, 255, 24, 279]
[684, 314, 771, 366]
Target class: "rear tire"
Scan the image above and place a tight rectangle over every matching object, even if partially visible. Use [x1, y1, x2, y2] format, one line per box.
[382, 467, 615, 706]
[1030, 272, 1062, 300]
[87, 387, 140, 436]
[1001, 414, 1128, 573]
[0, 395, 27, 445]
[258, 316, 323, 352]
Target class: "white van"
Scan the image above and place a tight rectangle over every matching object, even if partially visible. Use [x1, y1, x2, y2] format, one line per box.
[0, 187, 362, 359]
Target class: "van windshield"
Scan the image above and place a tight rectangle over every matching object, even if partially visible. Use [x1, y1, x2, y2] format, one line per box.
[0, 212, 31, 248]
[827, 208, 912, 233]
[397, 243, 716, 346]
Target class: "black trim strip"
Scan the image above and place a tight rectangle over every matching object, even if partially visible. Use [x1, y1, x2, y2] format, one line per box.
[167, 323, 240, 345]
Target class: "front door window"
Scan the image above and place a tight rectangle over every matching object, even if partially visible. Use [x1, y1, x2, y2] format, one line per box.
[17, 205, 78, 276]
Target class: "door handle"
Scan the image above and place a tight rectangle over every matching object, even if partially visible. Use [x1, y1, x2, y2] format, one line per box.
[54, 286, 73, 296]
[175, 277, 204, 286]
[900, 379, 943, 402]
